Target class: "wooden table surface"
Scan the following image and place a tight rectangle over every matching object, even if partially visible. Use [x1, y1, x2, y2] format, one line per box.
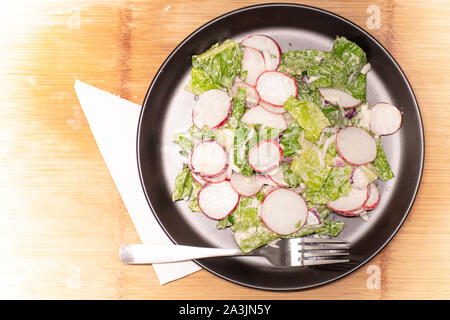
[1, 0, 449, 300]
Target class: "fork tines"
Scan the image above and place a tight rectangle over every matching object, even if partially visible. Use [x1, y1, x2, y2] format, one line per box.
[294, 238, 350, 266]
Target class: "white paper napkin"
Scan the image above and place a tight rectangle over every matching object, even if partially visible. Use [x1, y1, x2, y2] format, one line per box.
[74, 80, 201, 285]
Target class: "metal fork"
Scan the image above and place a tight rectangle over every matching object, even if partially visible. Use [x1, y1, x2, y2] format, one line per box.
[119, 238, 349, 267]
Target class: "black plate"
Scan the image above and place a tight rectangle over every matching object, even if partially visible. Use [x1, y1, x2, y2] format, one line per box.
[137, 3, 424, 290]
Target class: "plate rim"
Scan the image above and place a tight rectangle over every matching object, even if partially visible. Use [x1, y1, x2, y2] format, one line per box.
[136, 3, 425, 291]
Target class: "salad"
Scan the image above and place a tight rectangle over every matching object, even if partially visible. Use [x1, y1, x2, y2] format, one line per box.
[171, 35, 402, 253]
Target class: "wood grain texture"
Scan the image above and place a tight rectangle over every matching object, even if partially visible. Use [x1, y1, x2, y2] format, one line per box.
[0, 0, 449, 299]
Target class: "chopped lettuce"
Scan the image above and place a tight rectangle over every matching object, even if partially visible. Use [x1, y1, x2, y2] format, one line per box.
[188, 125, 215, 141]
[306, 55, 348, 90]
[227, 86, 246, 128]
[173, 132, 193, 156]
[332, 36, 367, 74]
[279, 122, 302, 158]
[233, 124, 253, 176]
[248, 126, 282, 150]
[192, 39, 243, 90]
[185, 67, 222, 95]
[281, 162, 302, 188]
[306, 165, 353, 204]
[372, 139, 395, 181]
[279, 49, 331, 79]
[172, 165, 194, 202]
[229, 195, 278, 253]
[284, 96, 330, 141]
[346, 72, 367, 101]
[188, 182, 203, 212]
[321, 104, 348, 128]
[290, 139, 332, 192]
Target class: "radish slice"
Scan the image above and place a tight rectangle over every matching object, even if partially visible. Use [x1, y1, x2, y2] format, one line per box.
[256, 71, 297, 107]
[259, 101, 287, 114]
[230, 81, 259, 108]
[241, 34, 281, 70]
[318, 88, 361, 108]
[351, 167, 369, 189]
[198, 181, 240, 220]
[192, 89, 232, 129]
[230, 173, 264, 197]
[260, 188, 308, 235]
[336, 127, 377, 165]
[241, 47, 266, 86]
[241, 105, 287, 130]
[191, 171, 206, 185]
[190, 140, 227, 177]
[364, 183, 380, 210]
[255, 175, 278, 186]
[202, 168, 229, 183]
[267, 167, 288, 187]
[338, 207, 366, 217]
[248, 140, 283, 173]
[327, 186, 369, 213]
[306, 210, 322, 226]
[369, 102, 402, 136]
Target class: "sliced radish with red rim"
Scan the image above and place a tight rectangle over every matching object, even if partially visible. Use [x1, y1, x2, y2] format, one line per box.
[241, 47, 266, 86]
[190, 140, 227, 177]
[255, 71, 297, 107]
[338, 207, 366, 217]
[255, 175, 278, 187]
[364, 183, 380, 210]
[318, 88, 361, 108]
[241, 105, 287, 130]
[267, 167, 288, 187]
[230, 81, 259, 108]
[240, 34, 281, 71]
[369, 102, 402, 136]
[259, 101, 287, 114]
[229, 173, 264, 197]
[191, 171, 207, 185]
[192, 89, 232, 129]
[248, 140, 283, 173]
[260, 188, 308, 235]
[351, 167, 370, 189]
[306, 210, 322, 226]
[327, 186, 369, 213]
[198, 181, 240, 220]
[336, 127, 377, 165]
[202, 168, 229, 183]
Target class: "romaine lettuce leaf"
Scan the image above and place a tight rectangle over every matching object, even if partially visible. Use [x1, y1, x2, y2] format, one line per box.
[230, 195, 278, 253]
[332, 36, 367, 74]
[372, 139, 395, 181]
[279, 49, 331, 79]
[306, 55, 348, 90]
[233, 124, 253, 176]
[226, 86, 246, 128]
[279, 122, 302, 158]
[248, 126, 282, 150]
[321, 104, 348, 128]
[284, 96, 330, 141]
[306, 165, 353, 204]
[185, 67, 223, 95]
[281, 162, 303, 188]
[188, 182, 203, 212]
[172, 165, 194, 202]
[290, 139, 332, 192]
[173, 132, 193, 156]
[188, 125, 215, 141]
[192, 39, 243, 90]
[346, 72, 366, 101]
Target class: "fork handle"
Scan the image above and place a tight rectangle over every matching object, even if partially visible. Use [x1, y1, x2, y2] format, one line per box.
[119, 244, 243, 264]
